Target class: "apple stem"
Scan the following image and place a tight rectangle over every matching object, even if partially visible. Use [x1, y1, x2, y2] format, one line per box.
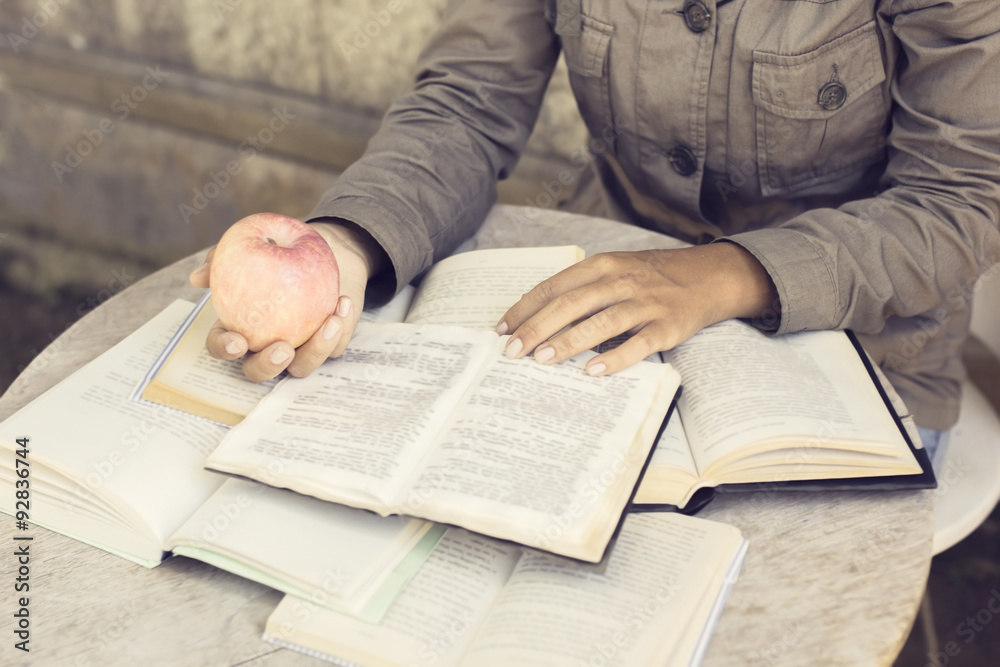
[266, 237, 277, 245]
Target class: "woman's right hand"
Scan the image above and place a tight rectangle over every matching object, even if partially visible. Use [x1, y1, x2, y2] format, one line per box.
[188, 219, 386, 382]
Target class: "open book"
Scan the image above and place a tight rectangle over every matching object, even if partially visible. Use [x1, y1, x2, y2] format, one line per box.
[136, 294, 280, 426]
[0, 300, 440, 620]
[633, 320, 935, 510]
[264, 512, 747, 667]
[133, 243, 679, 563]
[138, 245, 587, 425]
[205, 321, 680, 563]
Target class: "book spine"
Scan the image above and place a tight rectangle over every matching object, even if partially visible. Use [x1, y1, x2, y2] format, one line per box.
[262, 634, 362, 667]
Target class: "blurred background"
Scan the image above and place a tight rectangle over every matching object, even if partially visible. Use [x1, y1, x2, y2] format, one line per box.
[1, 1, 997, 665]
[0, 0, 588, 390]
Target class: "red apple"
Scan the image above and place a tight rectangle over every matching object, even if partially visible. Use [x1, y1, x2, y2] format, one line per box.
[210, 213, 340, 351]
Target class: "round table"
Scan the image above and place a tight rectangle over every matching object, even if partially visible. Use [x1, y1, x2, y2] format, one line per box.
[0, 205, 932, 666]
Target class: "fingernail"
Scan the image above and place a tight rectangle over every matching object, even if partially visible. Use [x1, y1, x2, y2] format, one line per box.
[505, 337, 523, 358]
[534, 346, 555, 364]
[225, 339, 243, 355]
[270, 347, 292, 365]
[322, 318, 341, 341]
[495, 320, 508, 335]
[189, 262, 209, 278]
[586, 362, 606, 376]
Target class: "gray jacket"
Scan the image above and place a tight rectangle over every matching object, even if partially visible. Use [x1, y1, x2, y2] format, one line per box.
[309, 0, 1000, 430]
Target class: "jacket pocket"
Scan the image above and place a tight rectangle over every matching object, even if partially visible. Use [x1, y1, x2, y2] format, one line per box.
[752, 21, 888, 196]
[561, 14, 618, 152]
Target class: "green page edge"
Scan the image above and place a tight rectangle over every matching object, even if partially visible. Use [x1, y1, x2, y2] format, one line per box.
[173, 523, 447, 623]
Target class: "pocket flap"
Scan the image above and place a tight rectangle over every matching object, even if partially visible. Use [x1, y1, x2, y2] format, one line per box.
[563, 15, 614, 78]
[752, 21, 885, 120]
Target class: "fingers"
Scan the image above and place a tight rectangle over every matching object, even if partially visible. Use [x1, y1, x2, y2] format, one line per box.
[330, 295, 358, 358]
[217, 296, 357, 382]
[286, 296, 355, 377]
[192, 216, 374, 382]
[206, 319, 294, 384]
[206, 319, 290, 383]
[188, 247, 216, 288]
[498, 261, 601, 338]
[500, 254, 640, 362]
[581, 325, 668, 377]
[496, 250, 698, 375]
[528, 301, 640, 365]
[520, 300, 672, 377]
[205, 319, 248, 360]
[241, 342, 295, 383]
[206, 317, 297, 383]
[285, 316, 340, 377]
[496, 244, 779, 378]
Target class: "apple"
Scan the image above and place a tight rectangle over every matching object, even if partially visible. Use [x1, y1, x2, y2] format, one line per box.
[209, 212, 340, 351]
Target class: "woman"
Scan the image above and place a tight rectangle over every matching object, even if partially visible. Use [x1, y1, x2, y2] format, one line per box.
[192, 0, 1000, 465]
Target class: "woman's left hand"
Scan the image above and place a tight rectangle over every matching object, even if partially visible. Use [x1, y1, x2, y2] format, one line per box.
[496, 242, 779, 375]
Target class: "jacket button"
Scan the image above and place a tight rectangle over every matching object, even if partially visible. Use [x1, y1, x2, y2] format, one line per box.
[667, 146, 697, 176]
[817, 81, 847, 110]
[682, 0, 711, 33]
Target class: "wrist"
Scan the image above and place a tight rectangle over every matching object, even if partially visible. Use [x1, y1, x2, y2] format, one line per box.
[308, 218, 389, 279]
[705, 241, 780, 322]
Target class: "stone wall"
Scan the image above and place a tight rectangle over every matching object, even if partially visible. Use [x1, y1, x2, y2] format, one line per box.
[0, 0, 586, 285]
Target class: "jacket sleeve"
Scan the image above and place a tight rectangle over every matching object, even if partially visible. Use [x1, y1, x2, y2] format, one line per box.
[727, 0, 1000, 335]
[307, 0, 560, 301]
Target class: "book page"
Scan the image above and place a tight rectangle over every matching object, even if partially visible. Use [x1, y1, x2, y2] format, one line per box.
[205, 323, 499, 510]
[404, 245, 584, 329]
[633, 409, 700, 506]
[139, 295, 279, 425]
[143, 286, 417, 426]
[458, 513, 745, 666]
[648, 409, 697, 473]
[0, 300, 230, 563]
[264, 529, 520, 667]
[665, 321, 913, 475]
[166, 478, 436, 618]
[408, 345, 680, 561]
[360, 284, 416, 324]
[667, 537, 749, 667]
